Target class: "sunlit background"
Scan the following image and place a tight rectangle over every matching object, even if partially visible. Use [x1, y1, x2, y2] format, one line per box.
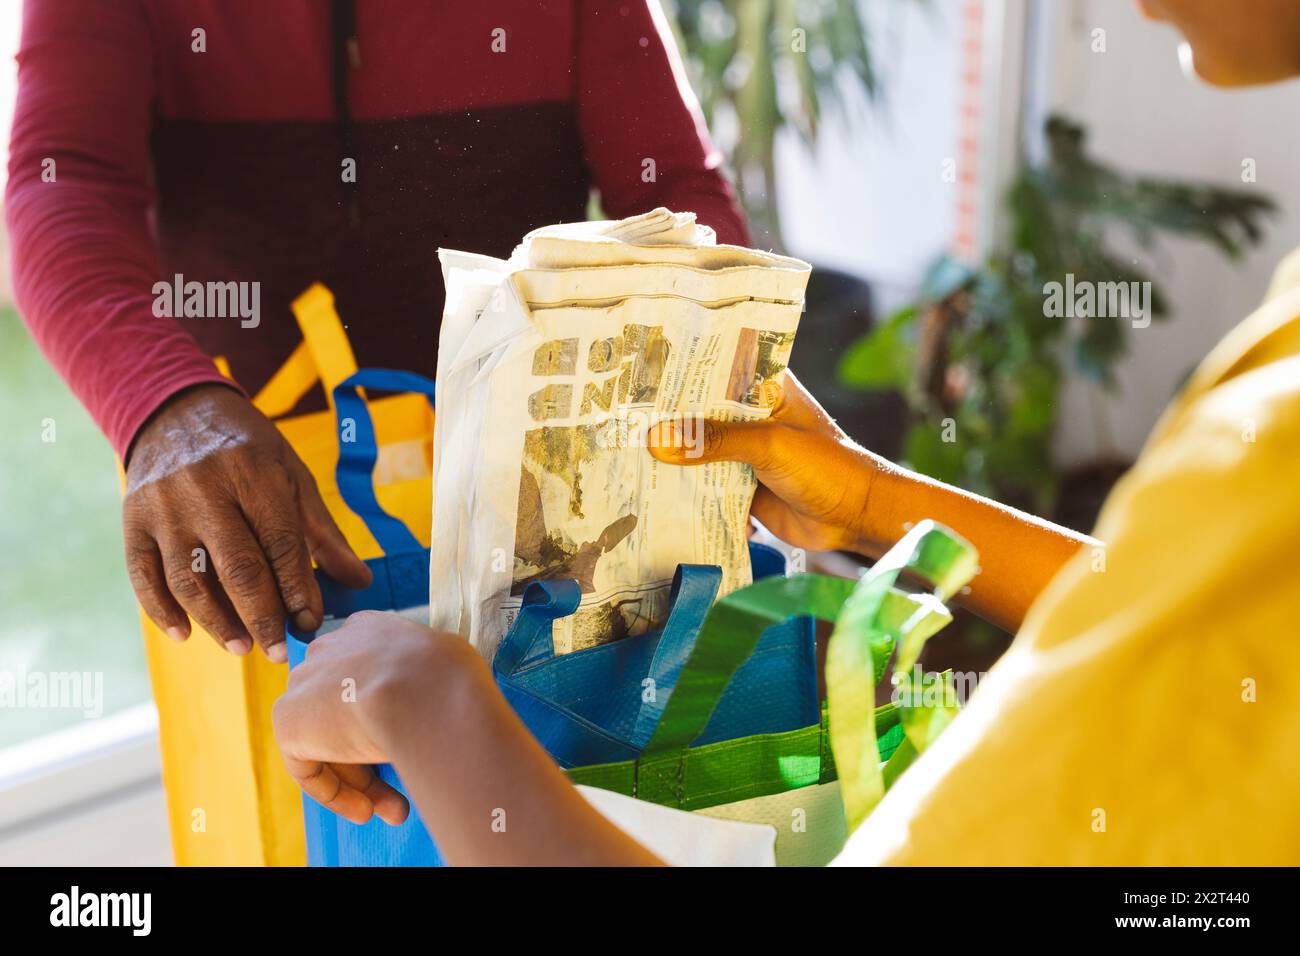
[1, 0, 1297, 864]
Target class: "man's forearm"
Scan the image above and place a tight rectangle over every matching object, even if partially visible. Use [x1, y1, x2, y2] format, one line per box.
[6, 0, 236, 460]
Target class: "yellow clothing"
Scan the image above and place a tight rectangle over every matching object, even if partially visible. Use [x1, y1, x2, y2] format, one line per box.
[843, 251, 1300, 865]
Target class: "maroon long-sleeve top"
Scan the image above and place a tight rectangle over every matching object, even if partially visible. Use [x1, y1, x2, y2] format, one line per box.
[6, 0, 748, 458]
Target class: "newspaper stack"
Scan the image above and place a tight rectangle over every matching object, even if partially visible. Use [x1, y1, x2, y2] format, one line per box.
[430, 209, 811, 659]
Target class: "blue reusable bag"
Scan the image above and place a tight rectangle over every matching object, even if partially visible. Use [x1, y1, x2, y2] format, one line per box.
[287, 367, 816, 866]
[289, 543, 808, 866]
[286, 555, 440, 867]
[494, 544, 818, 770]
[285, 368, 445, 867]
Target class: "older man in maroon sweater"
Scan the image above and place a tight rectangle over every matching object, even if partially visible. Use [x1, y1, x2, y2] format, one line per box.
[7, 0, 748, 662]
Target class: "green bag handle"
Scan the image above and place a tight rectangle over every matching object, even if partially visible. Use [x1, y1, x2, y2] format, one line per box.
[826, 521, 978, 831]
[642, 573, 857, 755]
[643, 520, 977, 764]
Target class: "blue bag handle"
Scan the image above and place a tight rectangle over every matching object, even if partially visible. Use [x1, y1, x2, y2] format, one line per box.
[629, 565, 722, 746]
[492, 578, 583, 677]
[333, 369, 436, 556]
[493, 564, 722, 682]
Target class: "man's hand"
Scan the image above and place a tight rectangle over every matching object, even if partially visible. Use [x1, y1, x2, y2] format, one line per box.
[123, 384, 372, 662]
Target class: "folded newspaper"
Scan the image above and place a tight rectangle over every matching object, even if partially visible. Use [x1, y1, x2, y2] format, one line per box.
[430, 209, 811, 659]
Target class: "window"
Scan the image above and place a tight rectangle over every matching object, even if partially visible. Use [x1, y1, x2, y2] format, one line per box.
[0, 2, 152, 751]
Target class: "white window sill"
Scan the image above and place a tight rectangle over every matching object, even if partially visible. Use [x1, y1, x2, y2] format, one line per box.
[0, 702, 173, 865]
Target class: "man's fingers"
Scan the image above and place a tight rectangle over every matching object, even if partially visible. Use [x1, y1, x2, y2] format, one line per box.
[208, 519, 292, 660]
[648, 417, 780, 471]
[123, 530, 190, 642]
[243, 479, 324, 637]
[159, 537, 255, 655]
[296, 467, 373, 590]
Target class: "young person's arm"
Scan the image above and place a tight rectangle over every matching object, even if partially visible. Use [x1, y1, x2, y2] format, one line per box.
[272, 612, 663, 867]
[649, 373, 1096, 634]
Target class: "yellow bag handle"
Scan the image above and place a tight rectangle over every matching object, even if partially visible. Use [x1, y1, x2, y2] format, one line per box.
[214, 284, 360, 418]
[249, 343, 318, 419]
[289, 284, 360, 410]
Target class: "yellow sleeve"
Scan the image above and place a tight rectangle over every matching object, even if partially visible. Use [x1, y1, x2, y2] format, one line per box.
[838, 346, 1300, 865]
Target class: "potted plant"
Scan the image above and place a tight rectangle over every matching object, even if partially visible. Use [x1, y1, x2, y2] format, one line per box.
[838, 115, 1275, 526]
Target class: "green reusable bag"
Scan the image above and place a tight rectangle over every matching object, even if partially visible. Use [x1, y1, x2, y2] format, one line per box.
[566, 520, 979, 864]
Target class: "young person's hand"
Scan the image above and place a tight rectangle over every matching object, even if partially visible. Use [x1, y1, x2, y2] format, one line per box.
[273, 611, 663, 865]
[272, 611, 479, 826]
[648, 372, 879, 554]
[649, 371, 1094, 633]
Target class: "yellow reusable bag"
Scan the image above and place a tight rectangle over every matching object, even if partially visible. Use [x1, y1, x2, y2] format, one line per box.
[135, 284, 434, 866]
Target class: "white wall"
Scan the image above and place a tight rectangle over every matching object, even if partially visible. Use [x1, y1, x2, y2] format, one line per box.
[775, 0, 962, 313]
[775, 0, 1300, 467]
[1041, 0, 1300, 464]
